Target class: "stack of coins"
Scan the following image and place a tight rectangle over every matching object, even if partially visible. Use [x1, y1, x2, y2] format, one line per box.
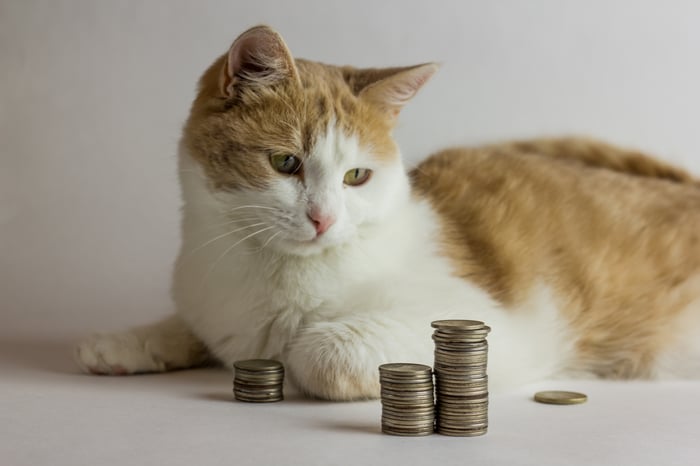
[432, 320, 491, 436]
[233, 359, 284, 403]
[378, 363, 435, 436]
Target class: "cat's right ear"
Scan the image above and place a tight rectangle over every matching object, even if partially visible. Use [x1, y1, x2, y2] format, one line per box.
[219, 25, 299, 97]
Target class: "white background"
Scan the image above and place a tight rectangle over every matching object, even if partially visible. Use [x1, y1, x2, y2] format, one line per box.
[2, 2, 700, 465]
[2, 1, 700, 332]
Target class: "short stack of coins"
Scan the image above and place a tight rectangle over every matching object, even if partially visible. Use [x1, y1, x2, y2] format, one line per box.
[233, 359, 284, 403]
[378, 363, 435, 436]
[432, 320, 491, 436]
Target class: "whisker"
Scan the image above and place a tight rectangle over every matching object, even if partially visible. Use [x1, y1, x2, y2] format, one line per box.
[199, 225, 276, 288]
[244, 230, 283, 254]
[261, 230, 282, 249]
[194, 217, 262, 233]
[223, 205, 281, 213]
[183, 222, 268, 258]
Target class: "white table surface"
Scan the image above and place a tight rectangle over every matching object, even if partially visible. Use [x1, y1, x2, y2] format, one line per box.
[2, 318, 699, 466]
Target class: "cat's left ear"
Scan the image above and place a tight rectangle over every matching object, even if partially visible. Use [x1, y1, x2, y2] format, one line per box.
[355, 63, 439, 118]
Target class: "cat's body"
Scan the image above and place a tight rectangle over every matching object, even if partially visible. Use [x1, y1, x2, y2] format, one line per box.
[75, 26, 700, 400]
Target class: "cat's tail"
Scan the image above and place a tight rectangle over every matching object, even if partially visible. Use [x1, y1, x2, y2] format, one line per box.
[501, 137, 699, 186]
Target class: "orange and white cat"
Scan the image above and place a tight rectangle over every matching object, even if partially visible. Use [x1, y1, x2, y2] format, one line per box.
[75, 25, 700, 400]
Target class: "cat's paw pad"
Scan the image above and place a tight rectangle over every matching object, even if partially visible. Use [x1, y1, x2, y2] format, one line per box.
[74, 332, 162, 375]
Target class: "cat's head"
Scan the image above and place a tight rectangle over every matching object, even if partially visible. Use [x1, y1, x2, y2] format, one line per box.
[182, 25, 437, 256]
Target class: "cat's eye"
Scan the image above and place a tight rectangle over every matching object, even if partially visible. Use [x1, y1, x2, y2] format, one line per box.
[270, 154, 302, 175]
[343, 168, 372, 186]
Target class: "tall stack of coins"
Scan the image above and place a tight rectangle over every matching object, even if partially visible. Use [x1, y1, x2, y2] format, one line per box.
[233, 359, 284, 403]
[378, 363, 435, 436]
[432, 320, 491, 436]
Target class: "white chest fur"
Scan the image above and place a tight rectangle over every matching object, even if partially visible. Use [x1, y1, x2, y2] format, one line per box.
[173, 152, 574, 392]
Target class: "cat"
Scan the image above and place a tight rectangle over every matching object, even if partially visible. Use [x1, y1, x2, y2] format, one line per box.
[75, 25, 700, 400]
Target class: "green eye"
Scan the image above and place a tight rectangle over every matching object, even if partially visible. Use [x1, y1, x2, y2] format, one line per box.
[270, 154, 302, 174]
[343, 168, 372, 186]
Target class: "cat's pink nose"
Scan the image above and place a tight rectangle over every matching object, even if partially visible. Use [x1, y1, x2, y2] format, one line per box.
[307, 209, 335, 236]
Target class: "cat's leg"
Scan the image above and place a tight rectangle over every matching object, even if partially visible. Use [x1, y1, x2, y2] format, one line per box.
[74, 315, 211, 375]
[285, 315, 431, 401]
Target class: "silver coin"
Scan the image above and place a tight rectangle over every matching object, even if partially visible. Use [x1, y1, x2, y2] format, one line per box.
[435, 344, 488, 351]
[433, 336, 490, 345]
[234, 380, 284, 387]
[434, 362, 487, 370]
[435, 340, 488, 348]
[380, 382, 435, 390]
[437, 412, 488, 421]
[234, 395, 283, 403]
[436, 389, 488, 398]
[380, 382, 434, 390]
[434, 353, 488, 360]
[234, 368, 284, 375]
[434, 375, 488, 383]
[381, 389, 435, 397]
[382, 416, 435, 427]
[436, 406, 488, 414]
[379, 374, 433, 383]
[381, 395, 435, 405]
[433, 329, 489, 337]
[433, 325, 490, 334]
[382, 411, 435, 421]
[435, 382, 488, 391]
[433, 329, 490, 337]
[436, 400, 489, 408]
[436, 421, 488, 430]
[435, 376, 488, 385]
[379, 363, 432, 375]
[234, 359, 284, 371]
[382, 427, 434, 437]
[434, 345, 488, 351]
[233, 381, 283, 388]
[437, 393, 489, 401]
[434, 370, 487, 378]
[434, 357, 487, 363]
[433, 326, 490, 334]
[381, 401, 436, 410]
[233, 388, 283, 397]
[234, 374, 284, 380]
[431, 319, 486, 330]
[382, 407, 435, 417]
[436, 427, 488, 437]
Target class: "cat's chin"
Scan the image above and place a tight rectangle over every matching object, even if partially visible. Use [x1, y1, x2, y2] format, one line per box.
[271, 235, 347, 257]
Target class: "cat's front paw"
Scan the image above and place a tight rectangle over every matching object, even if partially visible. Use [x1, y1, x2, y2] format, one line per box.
[286, 322, 384, 401]
[74, 332, 164, 375]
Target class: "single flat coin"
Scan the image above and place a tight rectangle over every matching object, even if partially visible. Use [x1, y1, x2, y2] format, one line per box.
[534, 390, 587, 405]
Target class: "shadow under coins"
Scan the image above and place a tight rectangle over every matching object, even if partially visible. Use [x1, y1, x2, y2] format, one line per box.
[198, 390, 384, 436]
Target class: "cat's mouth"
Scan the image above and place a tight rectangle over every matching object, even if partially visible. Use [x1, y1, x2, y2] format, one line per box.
[277, 230, 344, 256]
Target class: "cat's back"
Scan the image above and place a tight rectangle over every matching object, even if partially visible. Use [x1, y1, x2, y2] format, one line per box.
[410, 137, 700, 305]
[411, 137, 700, 242]
[411, 137, 700, 378]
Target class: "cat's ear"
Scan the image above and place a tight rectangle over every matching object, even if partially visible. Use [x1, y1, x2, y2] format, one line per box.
[353, 63, 439, 117]
[219, 25, 299, 96]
